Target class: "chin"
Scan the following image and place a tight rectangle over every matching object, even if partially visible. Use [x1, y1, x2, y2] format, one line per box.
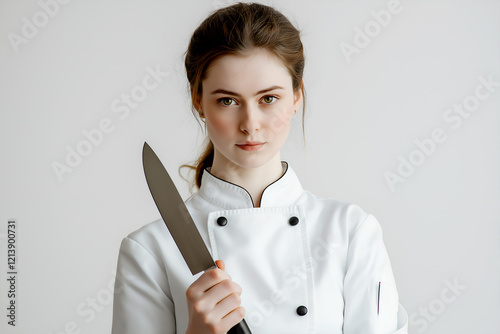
[233, 154, 278, 169]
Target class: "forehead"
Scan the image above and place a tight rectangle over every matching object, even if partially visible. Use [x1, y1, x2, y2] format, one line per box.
[202, 48, 292, 93]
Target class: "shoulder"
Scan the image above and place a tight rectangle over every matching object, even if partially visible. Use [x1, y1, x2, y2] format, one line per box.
[302, 189, 369, 220]
[126, 218, 168, 244]
[118, 218, 169, 263]
[300, 189, 373, 239]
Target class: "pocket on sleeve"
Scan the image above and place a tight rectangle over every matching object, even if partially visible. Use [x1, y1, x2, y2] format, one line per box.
[376, 281, 399, 334]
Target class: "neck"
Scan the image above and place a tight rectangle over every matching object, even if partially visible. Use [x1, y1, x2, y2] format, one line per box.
[209, 152, 284, 208]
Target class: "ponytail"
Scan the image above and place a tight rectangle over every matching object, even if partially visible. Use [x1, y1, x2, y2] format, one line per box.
[179, 139, 213, 191]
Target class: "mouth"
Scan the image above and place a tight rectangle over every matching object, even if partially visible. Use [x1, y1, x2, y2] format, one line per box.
[237, 141, 265, 146]
[236, 142, 266, 151]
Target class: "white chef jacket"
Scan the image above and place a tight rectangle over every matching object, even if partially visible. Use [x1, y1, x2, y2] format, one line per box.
[111, 161, 408, 334]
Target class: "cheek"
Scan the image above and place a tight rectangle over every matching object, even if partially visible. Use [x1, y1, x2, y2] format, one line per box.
[206, 114, 234, 141]
[264, 106, 293, 139]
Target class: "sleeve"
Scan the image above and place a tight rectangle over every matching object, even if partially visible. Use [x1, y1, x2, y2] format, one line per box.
[343, 214, 409, 334]
[111, 237, 176, 334]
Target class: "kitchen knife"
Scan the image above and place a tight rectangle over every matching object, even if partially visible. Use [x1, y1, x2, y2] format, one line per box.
[142, 142, 251, 334]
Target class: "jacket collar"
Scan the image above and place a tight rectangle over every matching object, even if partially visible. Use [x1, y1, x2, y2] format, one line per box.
[198, 161, 303, 210]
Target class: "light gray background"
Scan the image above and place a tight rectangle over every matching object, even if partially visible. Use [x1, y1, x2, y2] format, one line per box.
[1, 0, 499, 333]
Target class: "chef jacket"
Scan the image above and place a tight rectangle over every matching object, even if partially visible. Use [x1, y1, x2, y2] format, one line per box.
[111, 161, 409, 334]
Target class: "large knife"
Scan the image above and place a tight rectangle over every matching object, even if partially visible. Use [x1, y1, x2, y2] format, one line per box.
[142, 142, 251, 334]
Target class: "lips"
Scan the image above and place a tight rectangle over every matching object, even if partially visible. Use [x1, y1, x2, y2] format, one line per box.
[236, 141, 265, 146]
[236, 141, 265, 151]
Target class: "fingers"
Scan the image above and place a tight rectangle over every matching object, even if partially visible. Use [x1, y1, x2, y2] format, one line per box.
[212, 289, 244, 320]
[188, 273, 242, 311]
[185, 259, 245, 334]
[215, 259, 225, 271]
[185, 260, 236, 303]
[204, 279, 242, 309]
[220, 305, 246, 331]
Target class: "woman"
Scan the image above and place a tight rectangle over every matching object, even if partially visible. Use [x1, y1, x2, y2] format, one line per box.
[112, 2, 408, 333]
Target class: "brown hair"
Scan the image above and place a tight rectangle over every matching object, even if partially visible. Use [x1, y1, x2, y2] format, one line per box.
[179, 2, 306, 190]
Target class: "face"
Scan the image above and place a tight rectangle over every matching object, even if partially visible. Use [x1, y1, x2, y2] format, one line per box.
[198, 47, 303, 171]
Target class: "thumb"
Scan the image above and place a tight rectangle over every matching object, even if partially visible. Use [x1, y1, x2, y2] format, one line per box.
[215, 259, 225, 271]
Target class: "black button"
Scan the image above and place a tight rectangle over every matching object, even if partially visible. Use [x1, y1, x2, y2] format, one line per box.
[289, 216, 299, 226]
[217, 216, 227, 226]
[296, 305, 308, 316]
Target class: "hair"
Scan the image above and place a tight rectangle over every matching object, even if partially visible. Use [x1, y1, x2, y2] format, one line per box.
[179, 1, 306, 190]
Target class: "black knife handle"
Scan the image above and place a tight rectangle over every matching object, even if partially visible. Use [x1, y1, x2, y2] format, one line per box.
[228, 318, 251, 334]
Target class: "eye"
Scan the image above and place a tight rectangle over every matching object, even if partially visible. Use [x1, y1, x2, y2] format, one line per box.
[217, 97, 236, 106]
[262, 95, 278, 104]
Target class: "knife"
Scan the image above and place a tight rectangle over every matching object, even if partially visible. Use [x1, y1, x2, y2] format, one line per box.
[142, 142, 251, 334]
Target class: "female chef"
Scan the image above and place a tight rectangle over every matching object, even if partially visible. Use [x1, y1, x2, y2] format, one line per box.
[112, 2, 409, 334]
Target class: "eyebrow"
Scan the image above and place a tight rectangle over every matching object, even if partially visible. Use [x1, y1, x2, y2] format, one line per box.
[209, 85, 285, 97]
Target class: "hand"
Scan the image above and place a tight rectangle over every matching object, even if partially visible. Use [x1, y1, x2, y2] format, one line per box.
[185, 260, 245, 334]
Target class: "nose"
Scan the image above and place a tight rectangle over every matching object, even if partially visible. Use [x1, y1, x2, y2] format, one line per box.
[239, 105, 260, 135]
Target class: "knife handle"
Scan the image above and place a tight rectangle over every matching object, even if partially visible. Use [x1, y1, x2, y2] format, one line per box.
[228, 318, 251, 334]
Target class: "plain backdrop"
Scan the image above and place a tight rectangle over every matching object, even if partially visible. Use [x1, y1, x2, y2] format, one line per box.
[1, 0, 499, 333]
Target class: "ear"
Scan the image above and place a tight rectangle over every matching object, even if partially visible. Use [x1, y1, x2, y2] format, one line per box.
[191, 87, 203, 116]
[292, 79, 305, 114]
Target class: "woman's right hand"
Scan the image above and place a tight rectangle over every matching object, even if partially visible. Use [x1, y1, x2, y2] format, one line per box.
[185, 259, 245, 334]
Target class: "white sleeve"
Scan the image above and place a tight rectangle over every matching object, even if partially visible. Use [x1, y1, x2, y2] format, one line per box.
[112, 237, 176, 334]
[343, 214, 408, 334]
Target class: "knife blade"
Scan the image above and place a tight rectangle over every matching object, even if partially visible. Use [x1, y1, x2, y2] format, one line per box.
[142, 142, 251, 334]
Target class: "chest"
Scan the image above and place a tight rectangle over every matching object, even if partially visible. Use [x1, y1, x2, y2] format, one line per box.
[167, 203, 352, 333]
